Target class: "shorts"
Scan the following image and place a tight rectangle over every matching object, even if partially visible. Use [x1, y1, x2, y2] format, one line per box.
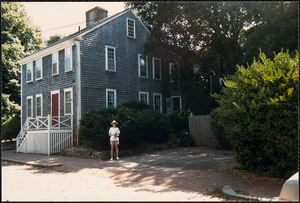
[110, 140, 119, 145]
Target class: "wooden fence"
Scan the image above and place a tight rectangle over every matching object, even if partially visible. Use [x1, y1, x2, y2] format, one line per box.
[188, 115, 218, 147]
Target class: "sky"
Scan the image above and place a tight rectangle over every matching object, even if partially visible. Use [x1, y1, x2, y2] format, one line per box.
[19, 2, 126, 41]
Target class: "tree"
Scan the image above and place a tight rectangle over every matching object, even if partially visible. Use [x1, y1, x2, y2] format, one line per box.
[1, 2, 44, 122]
[211, 50, 298, 178]
[46, 34, 65, 46]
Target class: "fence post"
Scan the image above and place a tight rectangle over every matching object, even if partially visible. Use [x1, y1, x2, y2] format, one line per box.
[47, 114, 51, 155]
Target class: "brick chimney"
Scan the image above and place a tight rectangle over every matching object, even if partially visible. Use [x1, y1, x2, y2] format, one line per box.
[86, 6, 108, 27]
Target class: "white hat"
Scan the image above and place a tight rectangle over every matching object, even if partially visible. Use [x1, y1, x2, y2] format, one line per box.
[111, 120, 118, 125]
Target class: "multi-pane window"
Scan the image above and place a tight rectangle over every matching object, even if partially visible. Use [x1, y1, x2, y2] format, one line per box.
[153, 57, 161, 80]
[138, 54, 148, 78]
[127, 18, 136, 38]
[36, 94, 43, 117]
[52, 51, 59, 75]
[139, 92, 149, 105]
[64, 88, 73, 115]
[35, 58, 42, 80]
[27, 96, 33, 118]
[65, 46, 72, 72]
[153, 93, 162, 112]
[26, 62, 33, 83]
[106, 89, 117, 108]
[105, 46, 116, 71]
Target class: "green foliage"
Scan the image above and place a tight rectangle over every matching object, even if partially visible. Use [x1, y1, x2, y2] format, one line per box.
[1, 113, 20, 140]
[169, 110, 189, 132]
[119, 101, 152, 111]
[46, 34, 65, 46]
[79, 103, 171, 149]
[212, 50, 298, 178]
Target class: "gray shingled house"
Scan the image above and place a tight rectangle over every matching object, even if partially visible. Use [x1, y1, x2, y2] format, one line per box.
[16, 7, 182, 154]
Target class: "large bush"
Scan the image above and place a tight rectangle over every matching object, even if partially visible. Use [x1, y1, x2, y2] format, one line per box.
[212, 50, 298, 178]
[169, 110, 189, 132]
[2, 113, 20, 140]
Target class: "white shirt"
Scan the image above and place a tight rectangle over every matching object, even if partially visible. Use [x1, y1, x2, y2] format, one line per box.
[109, 127, 120, 141]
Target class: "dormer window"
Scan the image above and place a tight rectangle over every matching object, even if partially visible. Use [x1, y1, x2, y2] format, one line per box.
[127, 18, 136, 38]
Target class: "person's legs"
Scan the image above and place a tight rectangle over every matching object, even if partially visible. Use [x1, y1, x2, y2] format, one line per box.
[110, 144, 114, 159]
[115, 143, 119, 159]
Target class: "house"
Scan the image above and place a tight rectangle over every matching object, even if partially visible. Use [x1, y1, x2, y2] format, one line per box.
[16, 7, 183, 155]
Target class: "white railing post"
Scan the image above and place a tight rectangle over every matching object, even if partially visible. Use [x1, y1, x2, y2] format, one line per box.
[48, 114, 51, 155]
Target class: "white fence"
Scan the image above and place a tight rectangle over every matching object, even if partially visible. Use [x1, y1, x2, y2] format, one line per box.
[189, 115, 218, 147]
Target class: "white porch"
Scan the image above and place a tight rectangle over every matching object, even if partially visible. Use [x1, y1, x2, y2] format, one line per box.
[16, 115, 73, 155]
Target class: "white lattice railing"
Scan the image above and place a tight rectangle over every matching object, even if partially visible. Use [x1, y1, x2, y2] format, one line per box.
[16, 119, 29, 153]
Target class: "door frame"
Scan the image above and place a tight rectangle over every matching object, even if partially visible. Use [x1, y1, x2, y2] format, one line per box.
[50, 90, 60, 128]
[171, 95, 182, 110]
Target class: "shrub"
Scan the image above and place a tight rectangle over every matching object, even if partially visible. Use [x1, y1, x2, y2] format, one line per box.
[2, 113, 20, 140]
[212, 50, 298, 178]
[169, 110, 190, 132]
[119, 101, 152, 111]
[178, 131, 195, 147]
[137, 109, 171, 143]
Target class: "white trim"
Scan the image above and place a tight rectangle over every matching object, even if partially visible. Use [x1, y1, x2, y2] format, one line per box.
[52, 51, 59, 76]
[152, 57, 162, 80]
[26, 61, 33, 83]
[138, 54, 148, 78]
[169, 63, 174, 75]
[50, 90, 60, 124]
[105, 45, 116, 72]
[35, 94, 43, 117]
[17, 38, 79, 65]
[64, 88, 73, 115]
[171, 95, 182, 110]
[139, 91, 149, 105]
[153, 93, 163, 113]
[65, 46, 73, 72]
[21, 63, 23, 126]
[106, 89, 117, 108]
[127, 17, 136, 39]
[76, 40, 81, 146]
[26, 96, 33, 118]
[35, 57, 43, 81]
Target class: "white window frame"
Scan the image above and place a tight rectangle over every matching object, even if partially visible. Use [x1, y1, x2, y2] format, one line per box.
[65, 46, 72, 72]
[153, 93, 163, 113]
[35, 57, 43, 81]
[52, 51, 59, 76]
[139, 91, 149, 105]
[169, 63, 174, 75]
[105, 45, 116, 72]
[106, 89, 117, 108]
[171, 95, 182, 110]
[152, 57, 162, 80]
[64, 88, 73, 115]
[138, 54, 148, 78]
[127, 17, 136, 38]
[26, 61, 33, 83]
[27, 96, 33, 118]
[36, 94, 43, 117]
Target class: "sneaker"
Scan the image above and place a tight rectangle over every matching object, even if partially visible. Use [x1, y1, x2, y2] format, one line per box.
[110, 157, 113, 161]
[116, 156, 119, 160]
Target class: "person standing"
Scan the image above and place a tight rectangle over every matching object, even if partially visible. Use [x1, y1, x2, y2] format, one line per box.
[109, 120, 120, 160]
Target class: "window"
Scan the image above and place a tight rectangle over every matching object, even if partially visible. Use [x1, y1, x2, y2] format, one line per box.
[138, 54, 148, 78]
[65, 46, 72, 72]
[152, 57, 161, 80]
[169, 63, 174, 75]
[139, 92, 149, 105]
[35, 58, 42, 80]
[27, 96, 33, 118]
[36, 94, 43, 117]
[105, 46, 116, 71]
[106, 89, 117, 108]
[64, 88, 73, 115]
[153, 93, 162, 112]
[52, 51, 59, 75]
[127, 18, 136, 38]
[26, 62, 33, 83]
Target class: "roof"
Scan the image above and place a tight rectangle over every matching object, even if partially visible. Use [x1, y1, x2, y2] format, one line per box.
[18, 9, 150, 65]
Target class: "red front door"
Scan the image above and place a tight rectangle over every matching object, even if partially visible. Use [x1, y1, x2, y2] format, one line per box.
[51, 93, 59, 127]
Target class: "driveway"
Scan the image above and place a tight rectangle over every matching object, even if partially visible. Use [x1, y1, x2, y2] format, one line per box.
[2, 147, 283, 201]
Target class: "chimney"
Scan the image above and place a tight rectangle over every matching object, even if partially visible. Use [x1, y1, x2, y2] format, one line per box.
[86, 6, 108, 27]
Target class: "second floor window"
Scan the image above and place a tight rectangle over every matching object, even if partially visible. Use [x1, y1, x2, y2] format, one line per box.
[52, 51, 59, 75]
[138, 54, 148, 78]
[105, 46, 116, 71]
[35, 58, 42, 80]
[65, 46, 72, 72]
[127, 18, 136, 38]
[153, 57, 161, 80]
[26, 62, 33, 83]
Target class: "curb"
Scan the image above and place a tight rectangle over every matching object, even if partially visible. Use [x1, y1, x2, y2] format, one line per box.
[2, 158, 64, 167]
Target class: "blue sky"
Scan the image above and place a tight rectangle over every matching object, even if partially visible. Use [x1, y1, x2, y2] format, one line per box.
[20, 2, 126, 41]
